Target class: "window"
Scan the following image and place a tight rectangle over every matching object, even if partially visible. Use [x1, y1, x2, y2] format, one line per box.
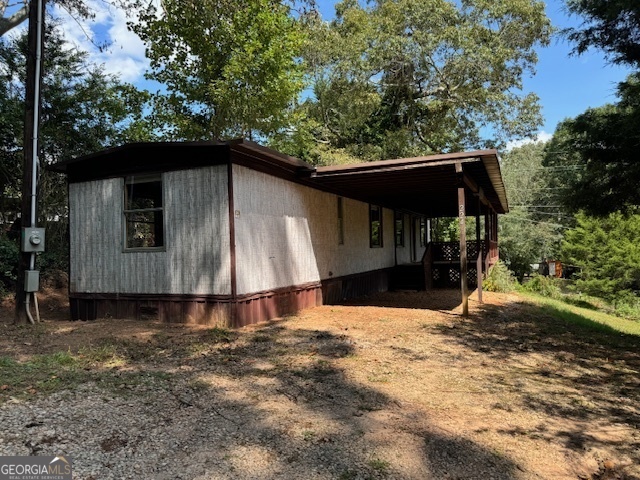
[394, 211, 404, 247]
[124, 175, 164, 249]
[419, 217, 426, 247]
[337, 197, 345, 245]
[369, 204, 383, 248]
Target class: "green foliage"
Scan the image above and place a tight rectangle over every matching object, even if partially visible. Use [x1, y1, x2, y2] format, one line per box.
[499, 142, 564, 278]
[521, 274, 562, 299]
[133, 0, 306, 140]
[0, 26, 153, 286]
[483, 260, 517, 293]
[0, 233, 18, 295]
[561, 212, 640, 304]
[564, 0, 640, 68]
[280, 0, 552, 162]
[543, 75, 640, 215]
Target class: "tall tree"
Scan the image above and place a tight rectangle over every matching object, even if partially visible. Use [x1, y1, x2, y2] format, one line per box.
[276, 0, 552, 164]
[564, 0, 640, 68]
[544, 74, 640, 215]
[499, 141, 564, 278]
[0, 25, 153, 309]
[562, 211, 640, 304]
[133, 0, 306, 140]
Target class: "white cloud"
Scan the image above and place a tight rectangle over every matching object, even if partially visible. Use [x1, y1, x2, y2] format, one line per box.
[51, 0, 150, 83]
[505, 131, 553, 151]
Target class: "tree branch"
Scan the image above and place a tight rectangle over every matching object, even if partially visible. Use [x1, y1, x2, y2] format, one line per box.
[0, 0, 28, 37]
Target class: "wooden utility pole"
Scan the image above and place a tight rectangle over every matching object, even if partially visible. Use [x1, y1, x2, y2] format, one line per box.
[15, 0, 45, 324]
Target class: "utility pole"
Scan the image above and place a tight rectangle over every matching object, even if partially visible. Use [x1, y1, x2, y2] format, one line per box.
[15, 0, 45, 324]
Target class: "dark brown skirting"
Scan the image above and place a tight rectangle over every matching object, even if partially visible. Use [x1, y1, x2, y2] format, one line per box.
[69, 270, 392, 327]
[321, 268, 392, 305]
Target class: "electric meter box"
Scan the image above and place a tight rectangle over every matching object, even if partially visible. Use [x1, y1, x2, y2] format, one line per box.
[24, 270, 40, 292]
[21, 227, 45, 253]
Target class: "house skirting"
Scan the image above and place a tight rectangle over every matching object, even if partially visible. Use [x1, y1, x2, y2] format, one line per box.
[68, 268, 392, 327]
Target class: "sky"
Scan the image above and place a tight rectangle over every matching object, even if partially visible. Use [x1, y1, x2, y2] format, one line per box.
[9, 0, 635, 149]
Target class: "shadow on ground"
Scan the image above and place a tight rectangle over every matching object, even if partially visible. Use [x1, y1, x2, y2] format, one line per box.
[340, 289, 463, 311]
[432, 296, 640, 470]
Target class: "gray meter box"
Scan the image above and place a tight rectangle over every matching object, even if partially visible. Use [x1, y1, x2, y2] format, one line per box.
[24, 270, 40, 292]
[21, 227, 45, 253]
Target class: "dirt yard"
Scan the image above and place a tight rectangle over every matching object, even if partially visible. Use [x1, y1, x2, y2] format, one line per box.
[0, 289, 639, 479]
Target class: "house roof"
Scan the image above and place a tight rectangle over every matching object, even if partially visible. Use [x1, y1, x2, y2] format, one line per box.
[48, 139, 507, 217]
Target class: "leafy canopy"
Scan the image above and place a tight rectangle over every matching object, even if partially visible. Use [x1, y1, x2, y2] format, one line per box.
[565, 0, 640, 68]
[499, 141, 563, 278]
[275, 0, 552, 164]
[133, 0, 306, 140]
[543, 74, 640, 215]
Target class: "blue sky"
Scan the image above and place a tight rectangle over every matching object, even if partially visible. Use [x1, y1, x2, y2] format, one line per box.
[14, 0, 633, 148]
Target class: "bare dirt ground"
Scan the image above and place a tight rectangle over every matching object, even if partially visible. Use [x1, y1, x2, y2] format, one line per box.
[1, 288, 639, 479]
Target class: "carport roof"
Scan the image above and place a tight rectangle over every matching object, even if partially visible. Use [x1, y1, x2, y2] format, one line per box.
[310, 149, 508, 217]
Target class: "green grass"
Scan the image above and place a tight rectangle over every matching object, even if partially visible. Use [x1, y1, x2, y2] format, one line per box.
[519, 291, 640, 337]
[0, 345, 171, 402]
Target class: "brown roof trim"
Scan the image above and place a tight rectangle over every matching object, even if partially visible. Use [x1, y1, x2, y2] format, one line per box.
[229, 139, 314, 172]
[315, 149, 498, 174]
[47, 140, 225, 173]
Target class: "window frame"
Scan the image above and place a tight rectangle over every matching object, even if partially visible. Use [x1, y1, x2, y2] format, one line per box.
[394, 211, 404, 247]
[419, 217, 426, 247]
[369, 204, 383, 248]
[123, 174, 166, 252]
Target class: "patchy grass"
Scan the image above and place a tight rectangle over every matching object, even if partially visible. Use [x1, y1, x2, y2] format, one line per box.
[519, 291, 640, 337]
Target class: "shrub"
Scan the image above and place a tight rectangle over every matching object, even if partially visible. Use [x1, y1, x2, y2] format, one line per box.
[483, 260, 517, 292]
[521, 274, 562, 299]
[0, 234, 19, 296]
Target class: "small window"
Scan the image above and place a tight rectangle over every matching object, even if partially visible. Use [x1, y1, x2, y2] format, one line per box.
[124, 175, 164, 249]
[419, 217, 426, 247]
[394, 211, 404, 247]
[370, 204, 383, 248]
[337, 197, 344, 245]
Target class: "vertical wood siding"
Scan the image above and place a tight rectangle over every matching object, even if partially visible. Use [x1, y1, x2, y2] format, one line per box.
[69, 166, 231, 295]
[233, 165, 395, 295]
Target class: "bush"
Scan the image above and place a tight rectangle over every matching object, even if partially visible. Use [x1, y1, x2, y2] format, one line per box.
[483, 261, 517, 293]
[521, 274, 562, 299]
[0, 234, 19, 296]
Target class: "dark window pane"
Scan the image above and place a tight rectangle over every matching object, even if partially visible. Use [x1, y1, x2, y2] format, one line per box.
[125, 210, 164, 248]
[370, 205, 382, 248]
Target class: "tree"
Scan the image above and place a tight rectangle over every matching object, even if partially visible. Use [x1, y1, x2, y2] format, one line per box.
[543, 74, 640, 215]
[499, 142, 564, 278]
[0, 0, 140, 37]
[133, 0, 306, 140]
[0, 25, 153, 303]
[276, 0, 552, 163]
[564, 0, 640, 68]
[562, 211, 640, 304]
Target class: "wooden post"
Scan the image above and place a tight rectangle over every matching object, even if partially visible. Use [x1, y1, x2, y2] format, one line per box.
[456, 163, 468, 316]
[15, 0, 45, 324]
[476, 202, 483, 304]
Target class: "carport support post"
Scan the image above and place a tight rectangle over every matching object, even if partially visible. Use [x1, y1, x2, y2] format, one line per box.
[476, 201, 483, 304]
[456, 163, 469, 316]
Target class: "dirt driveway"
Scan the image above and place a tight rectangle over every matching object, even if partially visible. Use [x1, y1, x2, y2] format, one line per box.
[0, 289, 639, 479]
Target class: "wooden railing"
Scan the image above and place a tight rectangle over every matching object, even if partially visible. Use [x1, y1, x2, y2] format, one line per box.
[431, 241, 487, 263]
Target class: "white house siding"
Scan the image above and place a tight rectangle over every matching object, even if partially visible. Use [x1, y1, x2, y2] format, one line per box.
[69, 166, 231, 295]
[233, 165, 395, 295]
